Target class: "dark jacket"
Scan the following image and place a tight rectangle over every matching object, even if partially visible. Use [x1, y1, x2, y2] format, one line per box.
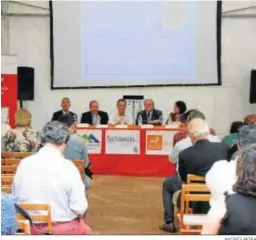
[178, 139, 229, 182]
[51, 110, 77, 121]
[219, 193, 256, 235]
[135, 109, 163, 126]
[80, 111, 109, 125]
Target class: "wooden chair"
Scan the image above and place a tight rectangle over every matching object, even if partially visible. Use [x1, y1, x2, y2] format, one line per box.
[73, 159, 85, 181]
[1, 165, 18, 174]
[187, 174, 205, 184]
[177, 184, 210, 235]
[1, 159, 21, 165]
[17, 220, 31, 235]
[1, 174, 15, 186]
[1, 152, 32, 159]
[1, 186, 12, 194]
[16, 203, 53, 234]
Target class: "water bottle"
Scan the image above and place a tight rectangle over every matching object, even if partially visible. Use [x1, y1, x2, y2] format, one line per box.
[138, 115, 143, 125]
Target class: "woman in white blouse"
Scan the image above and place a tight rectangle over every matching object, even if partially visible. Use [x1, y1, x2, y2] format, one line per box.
[110, 98, 132, 125]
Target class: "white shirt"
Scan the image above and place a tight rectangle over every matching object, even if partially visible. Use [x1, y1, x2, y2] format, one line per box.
[169, 134, 221, 164]
[206, 159, 237, 218]
[12, 144, 88, 222]
[110, 113, 132, 125]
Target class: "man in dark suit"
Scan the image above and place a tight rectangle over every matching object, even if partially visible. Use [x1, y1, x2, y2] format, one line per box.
[159, 118, 229, 233]
[80, 100, 109, 125]
[135, 99, 163, 126]
[51, 98, 77, 122]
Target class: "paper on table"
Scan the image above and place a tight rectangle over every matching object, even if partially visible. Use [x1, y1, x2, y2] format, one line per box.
[115, 125, 128, 129]
[165, 124, 180, 129]
[140, 125, 153, 129]
[96, 125, 108, 128]
[76, 123, 89, 128]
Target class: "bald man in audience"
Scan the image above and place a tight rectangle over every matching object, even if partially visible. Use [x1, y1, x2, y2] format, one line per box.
[159, 118, 229, 233]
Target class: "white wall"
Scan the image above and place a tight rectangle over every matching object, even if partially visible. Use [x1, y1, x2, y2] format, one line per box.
[2, 1, 256, 135]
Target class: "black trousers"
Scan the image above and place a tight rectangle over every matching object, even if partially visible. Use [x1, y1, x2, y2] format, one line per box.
[162, 175, 210, 223]
[162, 176, 182, 223]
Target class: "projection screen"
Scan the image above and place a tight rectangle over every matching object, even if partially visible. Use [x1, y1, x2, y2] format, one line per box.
[50, 1, 221, 88]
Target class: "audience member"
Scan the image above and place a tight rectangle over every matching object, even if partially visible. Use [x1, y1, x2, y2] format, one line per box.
[169, 110, 220, 166]
[206, 124, 256, 216]
[160, 118, 228, 233]
[172, 110, 217, 146]
[81, 100, 109, 125]
[12, 121, 92, 235]
[3, 109, 38, 152]
[135, 99, 163, 126]
[1, 122, 11, 151]
[222, 121, 243, 146]
[202, 143, 256, 234]
[110, 98, 132, 125]
[1, 192, 18, 235]
[166, 101, 187, 124]
[51, 97, 77, 122]
[59, 114, 92, 189]
[244, 113, 256, 125]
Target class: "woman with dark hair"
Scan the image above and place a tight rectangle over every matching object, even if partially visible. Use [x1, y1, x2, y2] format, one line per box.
[222, 121, 244, 146]
[202, 143, 256, 234]
[166, 101, 187, 124]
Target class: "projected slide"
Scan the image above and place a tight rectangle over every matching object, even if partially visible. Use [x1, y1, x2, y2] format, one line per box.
[51, 1, 220, 88]
[82, 1, 195, 80]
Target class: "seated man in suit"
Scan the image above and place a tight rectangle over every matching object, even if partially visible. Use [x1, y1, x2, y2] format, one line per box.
[52, 97, 77, 122]
[135, 99, 163, 126]
[81, 100, 109, 125]
[159, 118, 229, 233]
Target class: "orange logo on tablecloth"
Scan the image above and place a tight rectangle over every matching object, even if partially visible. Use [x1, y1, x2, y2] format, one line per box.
[147, 135, 163, 150]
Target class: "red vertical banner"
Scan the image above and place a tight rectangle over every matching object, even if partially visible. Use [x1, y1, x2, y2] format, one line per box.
[1, 55, 18, 128]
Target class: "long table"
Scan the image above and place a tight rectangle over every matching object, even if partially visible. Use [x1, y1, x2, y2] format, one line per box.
[76, 125, 184, 177]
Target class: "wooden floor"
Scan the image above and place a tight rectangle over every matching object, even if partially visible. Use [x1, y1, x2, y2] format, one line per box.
[86, 175, 167, 234]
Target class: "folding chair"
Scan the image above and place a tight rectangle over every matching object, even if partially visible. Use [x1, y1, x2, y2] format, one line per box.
[17, 220, 31, 235]
[73, 159, 85, 181]
[1, 174, 15, 186]
[187, 174, 205, 184]
[177, 184, 210, 235]
[16, 203, 53, 234]
[1, 152, 32, 159]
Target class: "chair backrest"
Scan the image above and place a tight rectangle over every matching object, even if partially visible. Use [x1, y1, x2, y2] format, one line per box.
[179, 184, 210, 233]
[1, 186, 12, 194]
[73, 159, 85, 181]
[1, 174, 15, 186]
[1, 165, 18, 174]
[16, 203, 52, 234]
[17, 220, 31, 235]
[180, 184, 210, 214]
[187, 174, 205, 184]
[2, 159, 21, 165]
[1, 152, 32, 159]
[1, 158, 21, 174]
